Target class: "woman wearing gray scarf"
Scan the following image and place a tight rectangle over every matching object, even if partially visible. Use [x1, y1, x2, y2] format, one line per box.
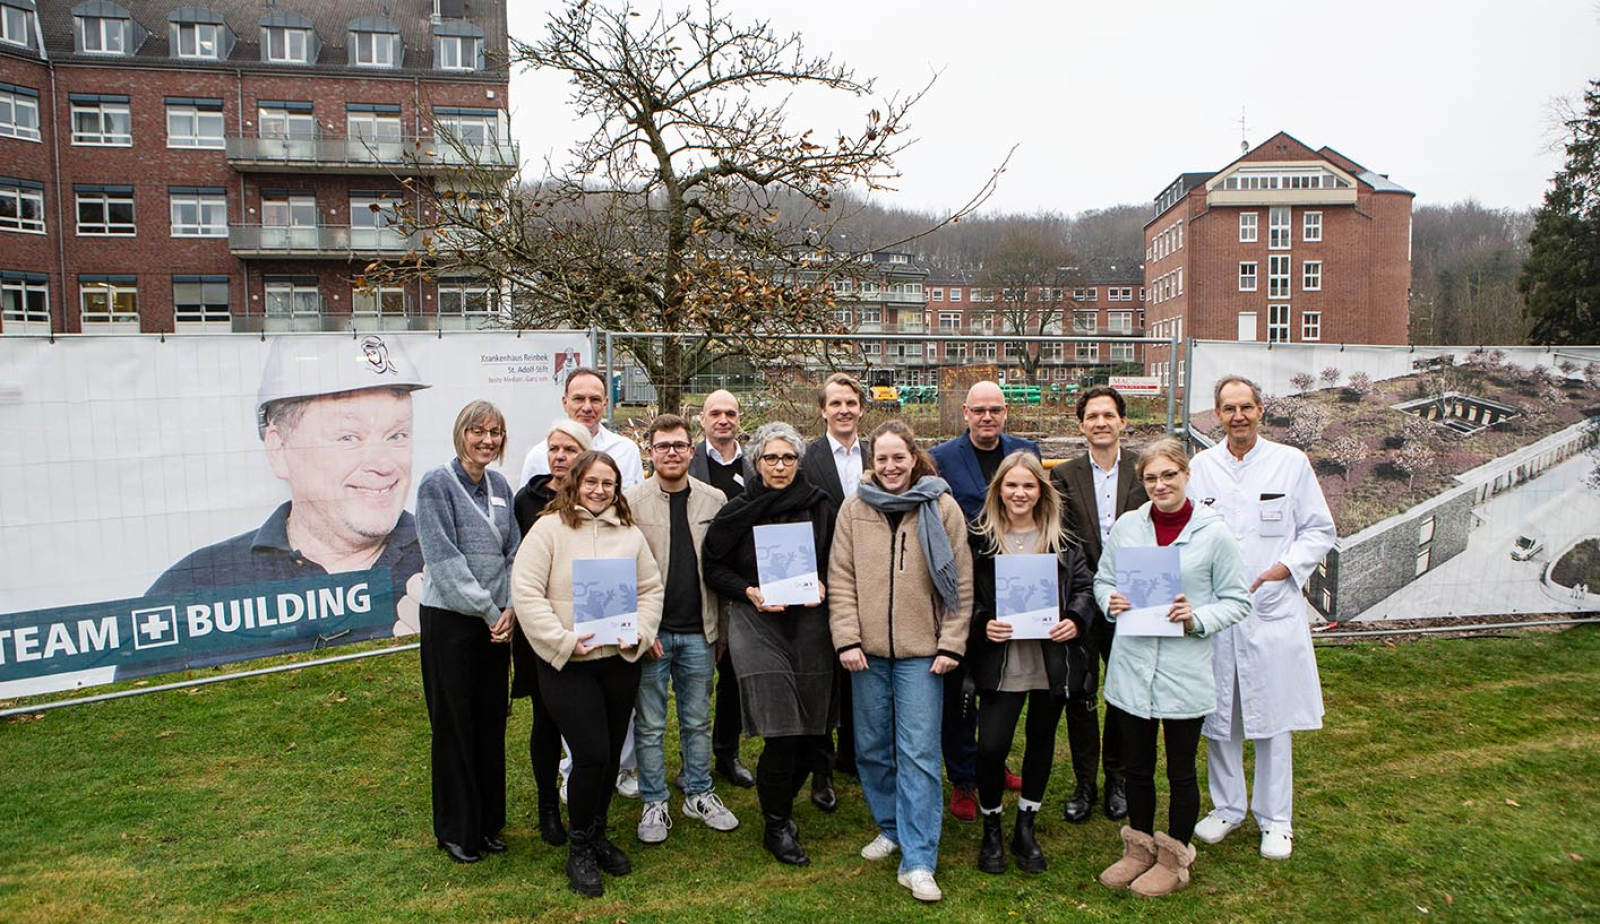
[829, 420, 973, 904]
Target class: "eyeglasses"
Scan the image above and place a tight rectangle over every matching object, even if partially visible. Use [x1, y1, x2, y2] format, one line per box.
[581, 476, 617, 491]
[967, 406, 1006, 417]
[651, 441, 691, 454]
[1141, 469, 1185, 486]
[759, 453, 800, 467]
[466, 427, 504, 440]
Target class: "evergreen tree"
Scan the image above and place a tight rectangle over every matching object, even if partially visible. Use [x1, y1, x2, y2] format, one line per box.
[1520, 80, 1600, 344]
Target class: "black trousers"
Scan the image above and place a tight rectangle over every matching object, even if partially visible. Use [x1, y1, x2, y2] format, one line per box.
[976, 689, 1063, 809]
[420, 605, 509, 849]
[1118, 711, 1204, 845]
[511, 632, 563, 812]
[536, 655, 641, 834]
[940, 663, 979, 789]
[1063, 617, 1126, 788]
[712, 644, 743, 762]
[757, 734, 827, 818]
[804, 662, 854, 781]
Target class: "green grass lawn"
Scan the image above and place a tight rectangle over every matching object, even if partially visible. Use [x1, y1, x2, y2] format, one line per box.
[2, 628, 1596, 924]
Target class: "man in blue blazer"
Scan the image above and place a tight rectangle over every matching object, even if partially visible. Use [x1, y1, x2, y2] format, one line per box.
[928, 380, 1040, 821]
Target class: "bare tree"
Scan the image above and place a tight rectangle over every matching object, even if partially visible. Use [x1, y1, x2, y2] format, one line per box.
[1346, 372, 1375, 399]
[370, 0, 1001, 411]
[978, 229, 1081, 385]
[1290, 372, 1315, 393]
[1319, 366, 1342, 388]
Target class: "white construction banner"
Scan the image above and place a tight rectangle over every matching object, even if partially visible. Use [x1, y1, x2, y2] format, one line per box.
[0, 331, 590, 697]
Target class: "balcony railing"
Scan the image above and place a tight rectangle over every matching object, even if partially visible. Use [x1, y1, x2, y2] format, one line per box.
[225, 135, 519, 175]
[229, 224, 421, 258]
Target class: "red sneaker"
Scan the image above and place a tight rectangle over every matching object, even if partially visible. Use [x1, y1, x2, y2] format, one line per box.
[1004, 768, 1023, 792]
[948, 787, 977, 823]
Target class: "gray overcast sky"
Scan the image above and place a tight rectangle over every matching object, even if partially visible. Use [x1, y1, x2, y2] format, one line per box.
[507, 1, 1600, 217]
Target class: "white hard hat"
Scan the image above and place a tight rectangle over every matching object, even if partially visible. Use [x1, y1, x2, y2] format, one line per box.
[256, 335, 429, 437]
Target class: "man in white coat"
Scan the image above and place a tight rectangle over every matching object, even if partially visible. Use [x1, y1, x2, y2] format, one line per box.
[1187, 375, 1335, 860]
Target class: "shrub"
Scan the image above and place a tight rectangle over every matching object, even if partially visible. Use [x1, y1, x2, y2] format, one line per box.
[1291, 372, 1316, 393]
[1320, 366, 1342, 387]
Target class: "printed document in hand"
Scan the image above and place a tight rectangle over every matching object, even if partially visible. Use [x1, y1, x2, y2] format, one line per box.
[572, 558, 638, 647]
[1115, 546, 1183, 637]
[753, 522, 820, 607]
[995, 553, 1058, 640]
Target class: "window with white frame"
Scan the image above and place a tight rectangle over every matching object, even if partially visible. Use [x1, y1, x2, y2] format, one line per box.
[831, 278, 852, 294]
[80, 276, 138, 325]
[948, 287, 962, 302]
[858, 306, 881, 326]
[972, 341, 997, 360]
[166, 98, 225, 148]
[1416, 547, 1430, 576]
[938, 310, 961, 331]
[1268, 304, 1291, 343]
[860, 341, 880, 357]
[1303, 211, 1323, 242]
[264, 277, 320, 317]
[2, 3, 33, 47]
[172, 275, 230, 324]
[0, 83, 40, 141]
[263, 27, 311, 63]
[169, 188, 227, 237]
[969, 309, 993, 332]
[945, 341, 968, 362]
[435, 34, 481, 71]
[1004, 340, 1027, 360]
[1303, 260, 1322, 291]
[1418, 515, 1435, 546]
[1, 272, 48, 324]
[930, 287, 944, 301]
[261, 194, 317, 228]
[76, 187, 135, 236]
[76, 14, 130, 55]
[1268, 206, 1291, 249]
[829, 307, 850, 326]
[1239, 212, 1258, 243]
[0, 179, 44, 233]
[1302, 311, 1321, 341]
[1040, 342, 1064, 362]
[1072, 310, 1097, 334]
[1268, 255, 1291, 299]
[1107, 311, 1133, 334]
[434, 109, 500, 146]
[259, 103, 316, 139]
[439, 277, 497, 318]
[895, 342, 924, 360]
[352, 285, 406, 317]
[347, 108, 402, 141]
[71, 96, 132, 146]
[1110, 341, 1135, 362]
[350, 29, 400, 68]
[1239, 261, 1258, 292]
[1075, 342, 1098, 361]
[173, 22, 221, 59]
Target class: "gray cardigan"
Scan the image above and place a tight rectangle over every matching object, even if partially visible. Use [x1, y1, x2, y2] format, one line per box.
[417, 462, 520, 623]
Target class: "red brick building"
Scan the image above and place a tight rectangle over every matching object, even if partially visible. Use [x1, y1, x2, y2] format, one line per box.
[1142, 132, 1414, 386]
[0, 0, 510, 335]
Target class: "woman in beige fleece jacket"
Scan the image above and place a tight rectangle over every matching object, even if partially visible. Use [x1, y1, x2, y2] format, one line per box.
[511, 450, 663, 898]
[829, 420, 973, 904]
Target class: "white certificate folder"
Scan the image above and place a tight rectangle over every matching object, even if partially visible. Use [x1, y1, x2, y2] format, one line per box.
[995, 553, 1058, 640]
[753, 522, 821, 607]
[572, 557, 639, 647]
[1115, 546, 1184, 637]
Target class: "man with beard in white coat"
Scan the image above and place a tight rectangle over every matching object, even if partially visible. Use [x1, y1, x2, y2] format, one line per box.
[1186, 375, 1335, 861]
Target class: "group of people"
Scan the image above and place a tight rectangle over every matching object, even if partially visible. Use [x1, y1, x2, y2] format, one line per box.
[409, 365, 1335, 903]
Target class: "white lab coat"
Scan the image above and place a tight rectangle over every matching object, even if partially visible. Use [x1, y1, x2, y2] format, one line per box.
[519, 423, 644, 489]
[1187, 437, 1336, 740]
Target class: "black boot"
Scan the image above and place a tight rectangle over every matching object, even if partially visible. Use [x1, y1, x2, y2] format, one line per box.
[565, 824, 603, 897]
[811, 771, 838, 813]
[1011, 807, 1046, 874]
[763, 814, 810, 866]
[591, 821, 632, 877]
[977, 811, 1006, 874]
[1063, 781, 1096, 824]
[539, 803, 568, 847]
[1104, 775, 1129, 821]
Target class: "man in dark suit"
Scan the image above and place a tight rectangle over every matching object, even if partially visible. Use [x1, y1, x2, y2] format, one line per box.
[927, 380, 1040, 822]
[687, 390, 758, 788]
[797, 372, 869, 811]
[1048, 385, 1147, 824]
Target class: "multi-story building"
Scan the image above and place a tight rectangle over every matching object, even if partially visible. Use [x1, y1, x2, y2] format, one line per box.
[0, 0, 511, 335]
[831, 251, 935, 382]
[1142, 132, 1414, 387]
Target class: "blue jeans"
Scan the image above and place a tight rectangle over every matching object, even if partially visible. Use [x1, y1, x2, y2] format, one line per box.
[634, 630, 715, 803]
[852, 655, 944, 875]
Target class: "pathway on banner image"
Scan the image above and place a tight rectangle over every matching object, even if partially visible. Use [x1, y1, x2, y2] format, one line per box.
[1356, 452, 1600, 621]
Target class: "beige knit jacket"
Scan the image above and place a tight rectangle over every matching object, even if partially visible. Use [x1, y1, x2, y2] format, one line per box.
[511, 505, 664, 670]
[828, 492, 973, 660]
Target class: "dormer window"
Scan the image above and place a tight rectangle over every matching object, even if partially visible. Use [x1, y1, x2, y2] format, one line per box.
[2, 1, 36, 49]
[433, 20, 483, 71]
[349, 18, 402, 69]
[170, 8, 231, 61]
[260, 11, 316, 65]
[175, 22, 217, 57]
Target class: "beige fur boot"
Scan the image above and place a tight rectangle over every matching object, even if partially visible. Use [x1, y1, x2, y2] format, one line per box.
[1098, 826, 1157, 889]
[1129, 831, 1196, 897]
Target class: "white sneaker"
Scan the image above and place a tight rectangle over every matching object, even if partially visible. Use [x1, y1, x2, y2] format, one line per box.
[1260, 822, 1294, 860]
[897, 868, 942, 903]
[1192, 810, 1242, 845]
[616, 768, 640, 798]
[637, 800, 672, 844]
[683, 791, 740, 832]
[558, 771, 568, 805]
[860, 833, 899, 861]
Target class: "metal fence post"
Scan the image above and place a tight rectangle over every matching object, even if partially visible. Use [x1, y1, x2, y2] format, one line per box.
[1166, 327, 1179, 436]
[604, 329, 616, 426]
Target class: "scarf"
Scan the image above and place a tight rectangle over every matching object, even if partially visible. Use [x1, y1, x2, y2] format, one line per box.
[702, 476, 831, 578]
[856, 475, 960, 615]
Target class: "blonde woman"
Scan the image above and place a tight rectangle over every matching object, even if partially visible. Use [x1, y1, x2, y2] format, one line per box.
[1095, 438, 1250, 897]
[966, 452, 1095, 875]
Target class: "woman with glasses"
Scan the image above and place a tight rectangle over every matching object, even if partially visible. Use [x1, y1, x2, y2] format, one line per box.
[512, 450, 663, 897]
[1095, 438, 1251, 897]
[966, 451, 1095, 876]
[702, 422, 837, 868]
[510, 418, 592, 848]
[416, 401, 521, 865]
[829, 420, 973, 904]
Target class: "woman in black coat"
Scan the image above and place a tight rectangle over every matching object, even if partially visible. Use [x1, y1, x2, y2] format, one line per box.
[966, 451, 1095, 876]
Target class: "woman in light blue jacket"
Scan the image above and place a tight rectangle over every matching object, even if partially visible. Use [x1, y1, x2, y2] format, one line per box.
[1093, 438, 1250, 898]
